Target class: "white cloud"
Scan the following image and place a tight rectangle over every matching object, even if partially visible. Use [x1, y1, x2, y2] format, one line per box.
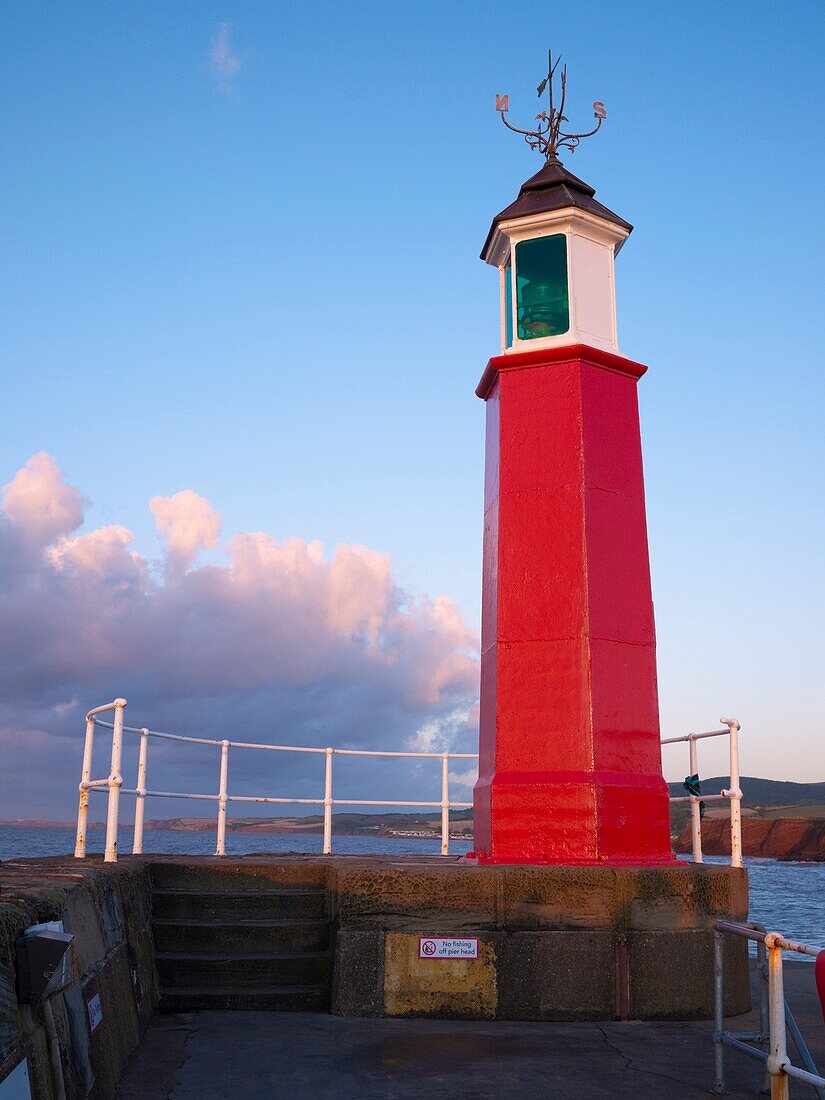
[210, 22, 241, 94]
[0, 454, 480, 817]
[408, 704, 479, 754]
[50, 525, 147, 590]
[450, 767, 479, 790]
[2, 452, 85, 547]
[150, 490, 221, 575]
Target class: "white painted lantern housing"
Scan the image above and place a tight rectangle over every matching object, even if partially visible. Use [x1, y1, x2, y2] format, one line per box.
[482, 159, 632, 356]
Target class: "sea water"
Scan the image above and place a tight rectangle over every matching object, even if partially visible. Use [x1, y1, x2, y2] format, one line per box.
[0, 825, 469, 862]
[1, 826, 823, 952]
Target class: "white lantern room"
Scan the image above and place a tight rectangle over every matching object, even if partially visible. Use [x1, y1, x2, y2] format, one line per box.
[482, 159, 632, 356]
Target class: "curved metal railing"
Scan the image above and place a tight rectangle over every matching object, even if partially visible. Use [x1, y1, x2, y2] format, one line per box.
[73, 700, 477, 862]
[74, 700, 742, 866]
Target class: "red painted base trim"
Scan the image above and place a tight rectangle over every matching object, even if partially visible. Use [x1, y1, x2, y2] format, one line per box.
[476, 342, 647, 400]
[473, 772, 677, 866]
[473, 855, 680, 867]
[473, 849, 680, 867]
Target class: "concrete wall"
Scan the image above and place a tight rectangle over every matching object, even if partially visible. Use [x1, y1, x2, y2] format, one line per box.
[0, 857, 156, 1099]
[328, 861, 751, 1020]
[0, 852, 753, 1095]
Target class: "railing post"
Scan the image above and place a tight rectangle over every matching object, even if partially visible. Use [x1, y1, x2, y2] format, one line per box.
[712, 927, 726, 1093]
[441, 754, 450, 856]
[783, 1001, 825, 1096]
[688, 735, 704, 863]
[757, 934, 772, 1093]
[323, 748, 333, 855]
[722, 717, 743, 868]
[765, 932, 790, 1100]
[215, 740, 229, 856]
[74, 714, 96, 859]
[132, 729, 149, 855]
[104, 699, 127, 863]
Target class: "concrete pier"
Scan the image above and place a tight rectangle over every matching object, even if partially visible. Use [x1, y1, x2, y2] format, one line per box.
[117, 963, 825, 1099]
[0, 853, 751, 1098]
[324, 854, 749, 1019]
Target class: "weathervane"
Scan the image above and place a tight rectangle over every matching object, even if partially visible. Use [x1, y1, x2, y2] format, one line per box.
[496, 50, 606, 161]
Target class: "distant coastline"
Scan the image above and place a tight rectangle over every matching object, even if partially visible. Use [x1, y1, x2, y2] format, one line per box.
[5, 775, 825, 855]
[0, 812, 474, 842]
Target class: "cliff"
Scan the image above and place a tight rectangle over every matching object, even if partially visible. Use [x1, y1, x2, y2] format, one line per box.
[675, 817, 825, 861]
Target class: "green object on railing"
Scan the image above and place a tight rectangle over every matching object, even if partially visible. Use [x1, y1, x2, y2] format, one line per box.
[683, 773, 706, 818]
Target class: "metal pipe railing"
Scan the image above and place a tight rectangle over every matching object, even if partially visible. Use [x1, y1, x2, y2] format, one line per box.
[131, 729, 148, 855]
[74, 699, 127, 861]
[689, 733, 702, 862]
[661, 717, 743, 867]
[215, 739, 229, 857]
[725, 717, 743, 868]
[323, 747, 333, 856]
[73, 717, 95, 858]
[73, 700, 477, 861]
[75, 702, 741, 865]
[440, 754, 450, 858]
[713, 920, 825, 1099]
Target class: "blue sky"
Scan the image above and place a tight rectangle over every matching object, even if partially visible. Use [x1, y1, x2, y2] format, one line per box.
[1, 1, 824, 815]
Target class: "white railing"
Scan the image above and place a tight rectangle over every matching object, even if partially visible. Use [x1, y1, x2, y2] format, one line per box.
[73, 700, 477, 863]
[662, 717, 743, 867]
[713, 920, 825, 1099]
[74, 701, 742, 866]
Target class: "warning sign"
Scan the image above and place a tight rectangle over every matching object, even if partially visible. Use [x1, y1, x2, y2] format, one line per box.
[86, 992, 103, 1033]
[418, 937, 478, 959]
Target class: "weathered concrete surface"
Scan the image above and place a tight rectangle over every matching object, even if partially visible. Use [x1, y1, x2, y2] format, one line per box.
[627, 929, 747, 1020]
[497, 931, 616, 1020]
[326, 856, 750, 1020]
[116, 962, 824, 1100]
[149, 858, 329, 893]
[142, 855, 750, 1021]
[0, 851, 752, 1098]
[330, 859, 748, 931]
[148, 859, 333, 1014]
[0, 856, 156, 1099]
[383, 933, 498, 1019]
[334, 926, 749, 1022]
[329, 930, 385, 1018]
[104, 852, 746, 932]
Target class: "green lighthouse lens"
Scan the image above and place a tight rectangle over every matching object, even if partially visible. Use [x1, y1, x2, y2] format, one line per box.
[515, 234, 569, 340]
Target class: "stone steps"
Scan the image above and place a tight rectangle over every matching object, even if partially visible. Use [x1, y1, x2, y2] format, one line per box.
[158, 985, 330, 1013]
[149, 861, 328, 893]
[155, 950, 330, 988]
[152, 887, 327, 922]
[153, 917, 330, 954]
[149, 862, 332, 1012]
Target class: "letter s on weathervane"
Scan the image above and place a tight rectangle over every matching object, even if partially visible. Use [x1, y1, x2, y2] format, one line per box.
[593, 101, 607, 119]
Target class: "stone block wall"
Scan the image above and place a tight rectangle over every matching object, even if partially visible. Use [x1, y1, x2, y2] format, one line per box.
[328, 860, 751, 1020]
[0, 857, 156, 1099]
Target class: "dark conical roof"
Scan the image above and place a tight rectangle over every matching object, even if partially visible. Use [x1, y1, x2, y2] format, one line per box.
[481, 157, 632, 261]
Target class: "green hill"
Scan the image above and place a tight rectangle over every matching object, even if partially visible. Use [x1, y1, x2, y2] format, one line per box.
[667, 776, 825, 808]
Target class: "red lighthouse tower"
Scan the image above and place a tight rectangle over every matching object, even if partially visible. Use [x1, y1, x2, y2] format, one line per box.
[473, 64, 675, 865]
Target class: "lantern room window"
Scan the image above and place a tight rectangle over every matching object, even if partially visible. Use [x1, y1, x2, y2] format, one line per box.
[504, 258, 513, 348]
[515, 234, 569, 340]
